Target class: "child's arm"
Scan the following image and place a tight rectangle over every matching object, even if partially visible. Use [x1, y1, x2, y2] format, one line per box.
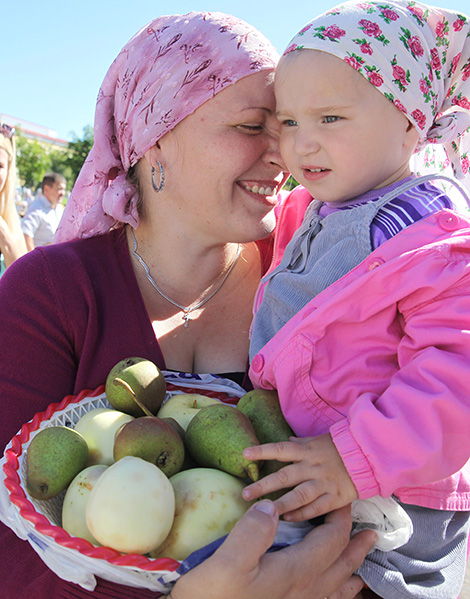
[242, 433, 358, 521]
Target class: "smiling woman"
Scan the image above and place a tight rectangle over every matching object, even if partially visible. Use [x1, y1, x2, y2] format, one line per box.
[0, 10, 376, 599]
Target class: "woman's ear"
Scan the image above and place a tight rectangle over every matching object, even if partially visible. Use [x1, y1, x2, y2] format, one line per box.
[143, 141, 163, 169]
[144, 131, 176, 169]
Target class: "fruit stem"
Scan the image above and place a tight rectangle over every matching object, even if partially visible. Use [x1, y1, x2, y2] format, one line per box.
[245, 462, 260, 482]
[114, 378, 154, 417]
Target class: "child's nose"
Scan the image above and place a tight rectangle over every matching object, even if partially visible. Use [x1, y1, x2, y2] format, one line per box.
[294, 129, 320, 156]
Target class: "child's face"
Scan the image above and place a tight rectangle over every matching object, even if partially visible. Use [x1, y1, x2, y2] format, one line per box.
[275, 50, 419, 203]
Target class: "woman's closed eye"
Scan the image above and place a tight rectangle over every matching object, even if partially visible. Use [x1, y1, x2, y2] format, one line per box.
[237, 124, 264, 134]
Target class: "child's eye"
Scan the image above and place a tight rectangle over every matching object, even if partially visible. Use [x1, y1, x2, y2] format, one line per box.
[324, 116, 341, 123]
[281, 119, 298, 127]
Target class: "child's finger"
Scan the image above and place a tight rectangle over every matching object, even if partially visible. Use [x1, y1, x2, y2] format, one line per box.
[243, 470, 324, 506]
[279, 490, 334, 522]
[243, 441, 304, 462]
[242, 466, 295, 501]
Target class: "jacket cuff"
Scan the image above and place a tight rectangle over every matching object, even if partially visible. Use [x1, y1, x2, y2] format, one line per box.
[330, 419, 380, 499]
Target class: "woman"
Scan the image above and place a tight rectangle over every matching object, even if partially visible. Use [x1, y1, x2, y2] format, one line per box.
[0, 124, 27, 272]
[0, 12, 376, 598]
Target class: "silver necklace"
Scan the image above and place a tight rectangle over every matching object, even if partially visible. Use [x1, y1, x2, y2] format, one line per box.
[130, 227, 241, 328]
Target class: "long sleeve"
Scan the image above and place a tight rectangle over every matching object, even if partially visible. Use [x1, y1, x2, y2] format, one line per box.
[0, 229, 165, 598]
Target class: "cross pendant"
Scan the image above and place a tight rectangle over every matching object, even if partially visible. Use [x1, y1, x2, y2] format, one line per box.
[182, 312, 192, 328]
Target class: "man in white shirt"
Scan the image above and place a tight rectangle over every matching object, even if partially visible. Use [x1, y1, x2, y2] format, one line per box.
[22, 173, 66, 249]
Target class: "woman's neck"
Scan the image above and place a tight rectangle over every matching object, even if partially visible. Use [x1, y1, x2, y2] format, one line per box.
[126, 222, 242, 308]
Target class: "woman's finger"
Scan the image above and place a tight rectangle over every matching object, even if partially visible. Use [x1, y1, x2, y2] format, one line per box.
[328, 575, 366, 599]
[212, 500, 280, 572]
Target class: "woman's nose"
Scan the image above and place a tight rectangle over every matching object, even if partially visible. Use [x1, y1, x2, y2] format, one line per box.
[262, 130, 288, 171]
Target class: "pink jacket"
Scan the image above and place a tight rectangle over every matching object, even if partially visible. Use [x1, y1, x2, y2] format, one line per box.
[249, 186, 470, 511]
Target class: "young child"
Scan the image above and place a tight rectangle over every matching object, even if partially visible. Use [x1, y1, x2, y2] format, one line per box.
[243, 1, 470, 597]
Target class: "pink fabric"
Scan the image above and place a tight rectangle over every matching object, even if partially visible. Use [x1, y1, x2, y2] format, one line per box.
[55, 12, 279, 242]
[250, 189, 470, 510]
[283, 0, 470, 184]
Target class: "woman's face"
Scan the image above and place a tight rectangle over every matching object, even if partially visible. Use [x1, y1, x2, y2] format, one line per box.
[153, 70, 288, 245]
[0, 147, 9, 193]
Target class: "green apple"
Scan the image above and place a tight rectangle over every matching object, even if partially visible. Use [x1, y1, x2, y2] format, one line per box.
[86, 456, 175, 554]
[156, 394, 221, 431]
[74, 408, 134, 466]
[62, 464, 108, 544]
[150, 467, 253, 561]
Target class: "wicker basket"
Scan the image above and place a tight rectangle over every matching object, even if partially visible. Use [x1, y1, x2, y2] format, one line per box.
[1, 380, 243, 592]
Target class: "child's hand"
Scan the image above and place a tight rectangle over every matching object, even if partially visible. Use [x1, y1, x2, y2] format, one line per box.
[242, 434, 358, 521]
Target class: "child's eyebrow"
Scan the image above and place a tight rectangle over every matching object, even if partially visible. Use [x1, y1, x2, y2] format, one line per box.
[276, 104, 353, 117]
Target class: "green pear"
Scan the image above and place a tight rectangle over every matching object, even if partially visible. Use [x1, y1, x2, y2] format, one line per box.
[236, 389, 294, 444]
[185, 404, 261, 482]
[237, 389, 295, 502]
[105, 357, 167, 417]
[26, 426, 89, 500]
[113, 416, 185, 478]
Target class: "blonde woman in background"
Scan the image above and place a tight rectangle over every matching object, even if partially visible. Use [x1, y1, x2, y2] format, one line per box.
[0, 124, 27, 272]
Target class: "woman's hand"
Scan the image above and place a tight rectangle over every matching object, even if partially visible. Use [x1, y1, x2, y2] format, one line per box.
[242, 434, 359, 521]
[170, 500, 377, 599]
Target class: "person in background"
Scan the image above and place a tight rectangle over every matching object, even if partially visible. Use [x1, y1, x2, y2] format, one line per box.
[244, 2, 470, 598]
[0, 123, 27, 272]
[0, 12, 376, 599]
[21, 171, 66, 249]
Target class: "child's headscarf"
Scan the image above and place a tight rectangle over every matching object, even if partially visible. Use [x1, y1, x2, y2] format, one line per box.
[55, 12, 279, 242]
[283, 0, 470, 186]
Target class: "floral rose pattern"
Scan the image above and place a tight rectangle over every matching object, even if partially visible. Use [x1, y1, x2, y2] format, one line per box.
[283, 0, 470, 183]
[313, 24, 347, 41]
[353, 38, 374, 54]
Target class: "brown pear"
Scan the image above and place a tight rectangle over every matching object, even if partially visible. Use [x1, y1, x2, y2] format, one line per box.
[113, 416, 184, 478]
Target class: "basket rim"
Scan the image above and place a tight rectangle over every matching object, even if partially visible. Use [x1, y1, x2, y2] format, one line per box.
[2, 385, 181, 573]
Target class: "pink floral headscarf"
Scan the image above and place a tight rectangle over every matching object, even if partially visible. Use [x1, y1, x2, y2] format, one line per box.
[55, 12, 279, 242]
[283, 0, 470, 185]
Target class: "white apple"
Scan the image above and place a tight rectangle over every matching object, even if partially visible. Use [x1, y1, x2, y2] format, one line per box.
[150, 467, 253, 561]
[157, 394, 221, 431]
[62, 464, 108, 544]
[74, 408, 134, 465]
[86, 456, 175, 554]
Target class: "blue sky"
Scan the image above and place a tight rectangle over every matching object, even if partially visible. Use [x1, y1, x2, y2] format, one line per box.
[3, 0, 469, 141]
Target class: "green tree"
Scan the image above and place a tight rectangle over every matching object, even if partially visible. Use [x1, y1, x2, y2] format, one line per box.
[64, 125, 94, 187]
[15, 130, 52, 189]
[283, 175, 299, 191]
[14, 126, 93, 192]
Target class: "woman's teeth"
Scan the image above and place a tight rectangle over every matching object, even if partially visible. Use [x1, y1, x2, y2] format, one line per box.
[244, 184, 274, 195]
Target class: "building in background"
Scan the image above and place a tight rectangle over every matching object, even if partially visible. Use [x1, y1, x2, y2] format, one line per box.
[0, 113, 68, 150]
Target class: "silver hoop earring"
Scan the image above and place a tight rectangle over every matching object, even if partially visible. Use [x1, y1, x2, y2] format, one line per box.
[151, 161, 165, 193]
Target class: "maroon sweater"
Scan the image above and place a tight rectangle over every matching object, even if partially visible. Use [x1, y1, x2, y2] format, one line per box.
[0, 228, 271, 598]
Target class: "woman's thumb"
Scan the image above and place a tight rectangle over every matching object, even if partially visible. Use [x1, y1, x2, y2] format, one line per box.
[215, 500, 279, 569]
